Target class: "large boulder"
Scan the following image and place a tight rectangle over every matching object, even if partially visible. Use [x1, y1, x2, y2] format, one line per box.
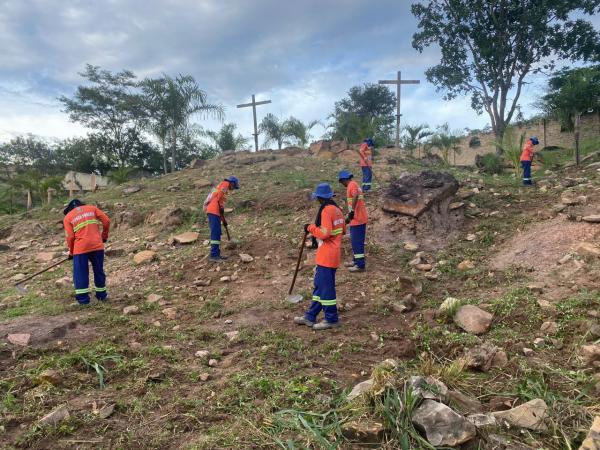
[579, 416, 600, 450]
[382, 171, 459, 218]
[412, 400, 476, 447]
[113, 210, 144, 230]
[146, 206, 185, 229]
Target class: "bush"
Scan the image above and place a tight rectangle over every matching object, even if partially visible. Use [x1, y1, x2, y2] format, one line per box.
[479, 153, 504, 174]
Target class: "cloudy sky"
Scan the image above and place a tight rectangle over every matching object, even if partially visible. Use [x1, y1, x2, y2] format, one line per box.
[0, 0, 597, 145]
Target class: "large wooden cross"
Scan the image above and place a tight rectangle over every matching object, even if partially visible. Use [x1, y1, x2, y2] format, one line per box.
[237, 94, 272, 152]
[379, 71, 420, 148]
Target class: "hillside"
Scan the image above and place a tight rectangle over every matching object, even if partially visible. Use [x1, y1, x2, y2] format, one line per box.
[1, 149, 599, 449]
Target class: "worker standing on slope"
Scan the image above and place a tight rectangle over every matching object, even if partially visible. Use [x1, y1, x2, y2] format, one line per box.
[294, 183, 346, 330]
[203, 176, 239, 262]
[520, 136, 539, 186]
[63, 199, 110, 305]
[359, 138, 374, 191]
[338, 170, 368, 272]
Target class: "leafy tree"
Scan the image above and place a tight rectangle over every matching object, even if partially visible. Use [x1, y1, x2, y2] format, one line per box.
[59, 65, 147, 167]
[412, 0, 600, 153]
[0, 136, 59, 175]
[329, 84, 395, 144]
[142, 74, 224, 172]
[402, 124, 433, 156]
[541, 64, 600, 163]
[54, 137, 102, 174]
[284, 117, 322, 147]
[427, 123, 461, 165]
[203, 123, 249, 153]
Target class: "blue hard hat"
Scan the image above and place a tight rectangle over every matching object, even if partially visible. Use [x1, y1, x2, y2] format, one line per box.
[311, 183, 335, 199]
[367, 138, 375, 147]
[226, 176, 239, 189]
[530, 136, 539, 145]
[338, 170, 353, 180]
[63, 199, 83, 216]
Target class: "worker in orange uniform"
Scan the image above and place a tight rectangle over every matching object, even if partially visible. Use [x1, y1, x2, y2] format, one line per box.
[520, 136, 539, 185]
[203, 176, 239, 262]
[63, 199, 110, 305]
[359, 138, 374, 191]
[294, 183, 346, 330]
[338, 170, 368, 272]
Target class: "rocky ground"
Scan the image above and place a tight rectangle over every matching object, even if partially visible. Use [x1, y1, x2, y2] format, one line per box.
[0, 149, 599, 449]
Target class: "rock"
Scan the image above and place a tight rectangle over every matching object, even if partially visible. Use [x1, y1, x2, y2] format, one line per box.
[193, 179, 212, 189]
[38, 405, 70, 427]
[540, 321, 558, 335]
[37, 369, 61, 386]
[194, 279, 211, 287]
[522, 347, 534, 357]
[220, 276, 231, 282]
[492, 351, 509, 368]
[576, 243, 600, 258]
[404, 242, 419, 251]
[162, 307, 177, 320]
[208, 358, 218, 367]
[341, 419, 384, 444]
[447, 390, 484, 415]
[199, 373, 210, 382]
[195, 350, 209, 358]
[7, 333, 31, 346]
[10, 273, 26, 282]
[133, 250, 156, 264]
[492, 399, 548, 431]
[526, 283, 545, 293]
[173, 232, 199, 244]
[123, 305, 139, 315]
[583, 215, 600, 223]
[146, 206, 185, 229]
[561, 195, 579, 206]
[579, 416, 600, 450]
[412, 400, 476, 447]
[533, 337, 545, 347]
[105, 247, 127, 257]
[147, 294, 163, 303]
[166, 183, 181, 192]
[239, 253, 254, 263]
[467, 413, 497, 429]
[465, 342, 501, 372]
[35, 252, 57, 263]
[558, 254, 573, 265]
[581, 344, 600, 365]
[466, 233, 476, 241]
[123, 185, 142, 195]
[408, 376, 448, 402]
[454, 305, 493, 335]
[537, 299, 554, 310]
[415, 263, 433, 271]
[225, 330, 239, 342]
[457, 260, 476, 271]
[486, 434, 534, 450]
[382, 171, 459, 218]
[449, 201, 465, 210]
[347, 379, 374, 401]
[97, 403, 116, 419]
[146, 371, 166, 382]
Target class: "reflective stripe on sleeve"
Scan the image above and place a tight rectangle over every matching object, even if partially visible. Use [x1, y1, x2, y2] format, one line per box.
[331, 228, 343, 236]
[73, 219, 100, 232]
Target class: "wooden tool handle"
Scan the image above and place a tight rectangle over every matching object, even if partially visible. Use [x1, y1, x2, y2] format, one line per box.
[289, 230, 308, 295]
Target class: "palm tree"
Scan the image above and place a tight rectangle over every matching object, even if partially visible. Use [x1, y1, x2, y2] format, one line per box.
[259, 114, 289, 150]
[203, 123, 249, 152]
[283, 117, 323, 148]
[427, 124, 461, 165]
[142, 74, 224, 173]
[402, 124, 433, 157]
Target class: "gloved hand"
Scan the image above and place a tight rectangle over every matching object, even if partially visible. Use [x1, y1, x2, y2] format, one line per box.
[303, 224, 310, 234]
[345, 211, 355, 224]
[311, 237, 318, 249]
[102, 238, 108, 243]
[221, 218, 228, 227]
[68, 254, 73, 260]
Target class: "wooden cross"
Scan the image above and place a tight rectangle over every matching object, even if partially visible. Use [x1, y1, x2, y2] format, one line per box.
[379, 71, 420, 148]
[237, 94, 272, 152]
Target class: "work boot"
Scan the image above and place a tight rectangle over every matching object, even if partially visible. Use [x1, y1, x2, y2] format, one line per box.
[209, 256, 227, 263]
[344, 261, 356, 268]
[313, 321, 340, 330]
[348, 265, 365, 272]
[293, 316, 315, 327]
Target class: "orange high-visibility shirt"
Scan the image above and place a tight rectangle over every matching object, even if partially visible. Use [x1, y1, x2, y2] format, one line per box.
[205, 181, 229, 216]
[346, 180, 368, 226]
[64, 204, 110, 255]
[308, 204, 346, 269]
[359, 143, 373, 167]
[520, 141, 534, 162]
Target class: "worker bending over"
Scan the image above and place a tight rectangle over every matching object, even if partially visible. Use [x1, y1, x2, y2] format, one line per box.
[520, 136, 539, 185]
[63, 199, 110, 305]
[203, 176, 239, 263]
[295, 183, 346, 330]
[338, 170, 368, 272]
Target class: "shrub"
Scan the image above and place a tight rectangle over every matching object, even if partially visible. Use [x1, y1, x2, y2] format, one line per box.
[479, 153, 504, 174]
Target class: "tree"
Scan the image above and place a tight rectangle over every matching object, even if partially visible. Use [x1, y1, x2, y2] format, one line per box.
[402, 124, 433, 156]
[0, 136, 59, 175]
[412, 0, 600, 153]
[284, 117, 322, 147]
[59, 65, 147, 167]
[259, 114, 290, 150]
[329, 84, 396, 144]
[203, 123, 249, 153]
[142, 74, 224, 172]
[541, 65, 600, 164]
[427, 123, 461, 165]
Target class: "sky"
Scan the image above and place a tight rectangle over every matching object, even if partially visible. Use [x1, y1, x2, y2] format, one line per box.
[0, 0, 598, 146]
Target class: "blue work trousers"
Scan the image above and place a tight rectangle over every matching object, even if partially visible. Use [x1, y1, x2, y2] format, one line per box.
[304, 265, 338, 323]
[73, 250, 106, 304]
